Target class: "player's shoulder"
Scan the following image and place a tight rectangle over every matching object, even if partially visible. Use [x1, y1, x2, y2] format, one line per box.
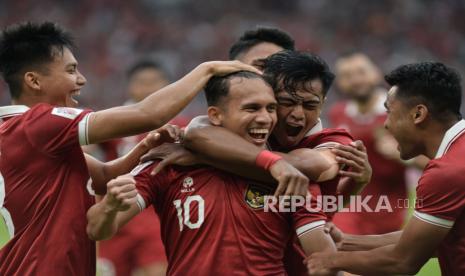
[419, 159, 464, 190]
[301, 128, 353, 146]
[25, 103, 88, 120]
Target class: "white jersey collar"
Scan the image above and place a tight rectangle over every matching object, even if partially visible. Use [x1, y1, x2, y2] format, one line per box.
[304, 119, 323, 137]
[435, 119, 465, 159]
[344, 90, 387, 123]
[0, 105, 30, 119]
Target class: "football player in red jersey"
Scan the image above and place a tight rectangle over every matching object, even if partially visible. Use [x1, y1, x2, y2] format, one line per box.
[0, 21, 260, 275]
[97, 60, 170, 276]
[329, 52, 410, 235]
[141, 28, 372, 276]
[87, 71, 340, 275]
[307, 62, 465, 276]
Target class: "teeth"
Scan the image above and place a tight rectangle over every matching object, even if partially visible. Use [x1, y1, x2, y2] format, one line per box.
[249, 129, 268, 134]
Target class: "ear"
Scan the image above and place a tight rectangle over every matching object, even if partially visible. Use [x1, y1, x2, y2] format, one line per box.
[24, 71, 41, 91]
[411, 104, 428, 124]
[207, 106, 223, 126]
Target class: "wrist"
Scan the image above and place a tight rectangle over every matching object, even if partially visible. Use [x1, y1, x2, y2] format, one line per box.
[255, 150, 283, 171]
[102, 197, 119, 215]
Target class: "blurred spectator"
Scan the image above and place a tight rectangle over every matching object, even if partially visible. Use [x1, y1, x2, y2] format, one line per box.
[0, 0, 463, 119]
[96, 60, 170, 276]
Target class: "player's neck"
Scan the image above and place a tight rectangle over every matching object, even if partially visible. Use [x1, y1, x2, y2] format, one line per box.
[423, 118, 461, 159]
[354, 91, 379, 115]
[12, 93, 50, 108]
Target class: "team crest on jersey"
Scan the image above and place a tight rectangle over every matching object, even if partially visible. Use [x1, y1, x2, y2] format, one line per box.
[181, 177, 195, 193]
[244, 182, 272, 209]
[51, 107, 84, 120]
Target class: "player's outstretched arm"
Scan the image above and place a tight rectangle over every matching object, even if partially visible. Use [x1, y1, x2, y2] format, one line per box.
[325, 222, 402, 251]
[86, 175, 141, 241]
[86, 61, 260, 144]
[86, 125, 182, 195]
[184, 120, 340, 182]
[306, 216, 450, 275]
[298, 227, 342, 276]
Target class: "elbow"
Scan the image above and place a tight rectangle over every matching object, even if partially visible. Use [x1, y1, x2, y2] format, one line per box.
[183, 127, 209, 149]
[315, 163, 339, 182]
[391, 258, 422, 275]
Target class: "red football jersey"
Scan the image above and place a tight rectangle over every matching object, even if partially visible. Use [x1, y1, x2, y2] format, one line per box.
[132, 161, 326, 275]
[0, 104, 95, 275]
[414, 120, 465, 275]
[329, 99, 408, 234]
[275, 123, 354, 276]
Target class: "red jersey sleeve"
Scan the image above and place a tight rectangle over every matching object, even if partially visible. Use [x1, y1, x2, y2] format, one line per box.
[24, 104, 93, 156]
[131, 161, 168, 210]
[414, 162, 465, 228]
[292, 183, 327, 237]
[298, 129, 354, 150]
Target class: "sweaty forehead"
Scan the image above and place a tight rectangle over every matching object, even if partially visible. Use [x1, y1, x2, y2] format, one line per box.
[277, 79, 324, 101]
[227, 77, 274, 100]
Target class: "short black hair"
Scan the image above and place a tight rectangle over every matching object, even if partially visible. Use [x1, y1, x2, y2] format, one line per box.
[228, 27, 295, 60]
[0, 22, 74, 99]
[263, 50, 335, 97]
[385, 62, 462, 120]
[127, 60, 164, 79]
[204, 71, 265, 106]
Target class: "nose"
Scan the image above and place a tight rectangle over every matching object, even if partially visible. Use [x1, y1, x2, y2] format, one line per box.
[77, 70, 87, 86]
[255, 108, 273, 125]
[290, 104, 304, 121]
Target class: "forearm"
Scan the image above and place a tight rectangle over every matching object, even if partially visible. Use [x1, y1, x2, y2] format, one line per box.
[86, 199, 119, 241]
[336, 177, 366, 206]
[184, 125, 273, 181]
[332, 245, 416, 275]
[280, 149, 339, 182]
[340, 231, 402, 251]
[102, 139, 149, 181]
[88, 64, 214, 144]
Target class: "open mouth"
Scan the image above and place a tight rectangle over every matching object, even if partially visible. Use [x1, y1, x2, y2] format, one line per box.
[69, 90, 81, 105]
[248, 128, 269, 143]
[285, 124, 303, 137]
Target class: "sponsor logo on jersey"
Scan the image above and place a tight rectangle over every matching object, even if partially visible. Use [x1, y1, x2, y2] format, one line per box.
[51, 107, 84, 120]
[245, 182, 272, 209]
[181, 177, 195, 193]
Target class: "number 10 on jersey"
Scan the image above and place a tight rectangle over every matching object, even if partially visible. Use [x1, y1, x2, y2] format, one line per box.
[173, 195, 205, 231]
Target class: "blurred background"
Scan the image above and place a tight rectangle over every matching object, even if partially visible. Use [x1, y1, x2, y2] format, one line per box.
[1, 0, 464, 120]
[1, 1, 463, 275]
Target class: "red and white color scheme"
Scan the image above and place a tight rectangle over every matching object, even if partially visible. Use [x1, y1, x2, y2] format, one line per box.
[0, 104, 96, 275]
[414, 119, 465, 275]
[329, 95, 408, 234]
[273, 119, 354, 276]
[132, 161, 326, 275]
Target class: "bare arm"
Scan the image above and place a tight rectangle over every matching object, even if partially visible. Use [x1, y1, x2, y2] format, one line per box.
[307, 217, 450, 275]
[184, 124, 339, 182]
[86, 61, 260, 144]
[298, 228, 341, 276]
[86, 175, 141, 240]
[85, 125, 180, 194]
[338, 231, 402, 251]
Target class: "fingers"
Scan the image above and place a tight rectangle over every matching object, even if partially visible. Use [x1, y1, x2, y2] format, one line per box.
[338, 170, 361, 178]
[143, 132, 161, 148]
[274, 179, 287, 197]
[335, 156, 363, 171]
[151, 158, 169, 176]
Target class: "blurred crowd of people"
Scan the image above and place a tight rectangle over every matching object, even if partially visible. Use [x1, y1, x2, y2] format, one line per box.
[1, 0, 464, 119]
